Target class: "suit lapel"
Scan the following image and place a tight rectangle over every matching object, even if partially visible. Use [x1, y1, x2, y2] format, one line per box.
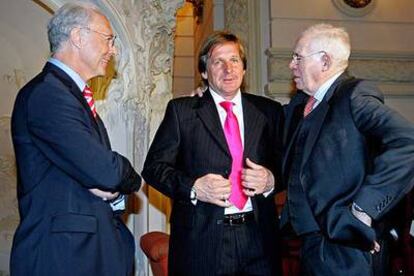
[196, 90, 230, 156]
[45, 63, 101, 132]
[96, 115, 111, 149]
[301, 101, 329, 167]
[242, 95, 266, 159]
[301, 73, 351, 167]
[282, 93, 306, 176]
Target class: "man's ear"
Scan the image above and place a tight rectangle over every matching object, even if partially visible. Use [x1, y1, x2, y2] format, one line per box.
[201, 71, 208, 80]
[70, 27, 82, 49]
[321, 53, 331, 71]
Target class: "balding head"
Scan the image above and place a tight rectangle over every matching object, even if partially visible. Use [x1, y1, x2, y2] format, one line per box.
[299, 23, 351, 71]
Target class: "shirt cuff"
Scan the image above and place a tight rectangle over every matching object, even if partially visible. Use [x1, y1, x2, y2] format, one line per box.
[263, 187, 274, 198]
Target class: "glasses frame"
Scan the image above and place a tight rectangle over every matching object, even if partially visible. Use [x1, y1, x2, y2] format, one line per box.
[81, 27, 117, 47]
[291, 50, 326, 64]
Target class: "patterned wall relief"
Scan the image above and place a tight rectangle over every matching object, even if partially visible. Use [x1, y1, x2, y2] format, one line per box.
[224, 0, 248, 44]
[223, 0, 264, 93]
[89, 1, 185, 275]
[2, 69, 27, 90]
[266, 48, 414, 98]
[0, 116, 18, 275]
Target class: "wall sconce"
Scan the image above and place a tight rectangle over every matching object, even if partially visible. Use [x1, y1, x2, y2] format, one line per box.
[332, 0, 376, 17]
[343, 0, 372, 8]
[186, 0, 204, 23]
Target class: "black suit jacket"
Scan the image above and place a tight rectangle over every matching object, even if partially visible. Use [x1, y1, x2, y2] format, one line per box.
[281, 73, 414, 250]
[10, 62, 141, 276]
[142, 90, 284, 275]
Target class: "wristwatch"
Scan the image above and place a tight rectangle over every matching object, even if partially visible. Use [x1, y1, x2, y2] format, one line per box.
[190, 187, 197, 201]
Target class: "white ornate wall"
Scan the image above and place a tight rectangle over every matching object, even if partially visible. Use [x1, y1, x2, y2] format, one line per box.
[0, 116, 18, 276]
[0, 0, 50, 274]
[222, 0, 269, 94]
[0, 0, 184, 275]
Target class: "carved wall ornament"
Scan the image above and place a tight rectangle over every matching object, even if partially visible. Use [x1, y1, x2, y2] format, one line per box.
[2, 69, 28, 90]
[332, 0, 376, 17]
[0, 116, 19, 267]
[266, 48, 414, 98]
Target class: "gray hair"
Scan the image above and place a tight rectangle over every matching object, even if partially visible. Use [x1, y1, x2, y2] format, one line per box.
[47, 2, 101, 53]
[301, 23, 351, 69]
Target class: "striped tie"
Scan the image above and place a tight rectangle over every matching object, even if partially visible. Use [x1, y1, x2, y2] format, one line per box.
[83, 86, 97, 118]
[303, 96, 316, 117]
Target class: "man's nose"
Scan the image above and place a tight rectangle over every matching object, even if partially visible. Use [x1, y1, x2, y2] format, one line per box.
[110, 43, 117, 56]
[289, 59, 297, 70]
[224, 61, 233, 72]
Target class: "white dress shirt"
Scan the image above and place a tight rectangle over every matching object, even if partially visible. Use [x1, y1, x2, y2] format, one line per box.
[311, 71, 343, 110]
[210, 88, 253, 214]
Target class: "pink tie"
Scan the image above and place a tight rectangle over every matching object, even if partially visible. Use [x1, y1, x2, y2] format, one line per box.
[83, 86, 97, 118]
[303, 96, 316, 117]
[220, 101, 247, 210]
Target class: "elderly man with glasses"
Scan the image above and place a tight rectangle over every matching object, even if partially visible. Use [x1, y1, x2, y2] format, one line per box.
[10, 3, 141, 275]
[280, 23, 414, 275]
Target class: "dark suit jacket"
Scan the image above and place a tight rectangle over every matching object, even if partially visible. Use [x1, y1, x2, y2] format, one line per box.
[282, 73, 414, 250]
[142, 90, 284, 275]
[10, 63, 141, 276]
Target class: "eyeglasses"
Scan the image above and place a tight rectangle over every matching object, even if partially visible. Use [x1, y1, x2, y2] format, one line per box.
[291, 51, 326, 64]
[81, 27, 117, 47]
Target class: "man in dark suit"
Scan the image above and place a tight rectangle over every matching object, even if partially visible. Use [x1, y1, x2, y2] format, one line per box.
[280, 23, 414, 275]
[10, 3, 141, 275]
[142, 31, 284, 275]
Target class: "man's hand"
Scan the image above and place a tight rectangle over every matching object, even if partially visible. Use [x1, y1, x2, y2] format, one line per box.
[190, 86, 207, 97]
[89, 188, 119, 201]
[370, 241, 381, 254]
[350, 203, 381, 253]
[193, 174, 232, 207]
[351, 203, 372, 226]
[241, 158, 274, 197]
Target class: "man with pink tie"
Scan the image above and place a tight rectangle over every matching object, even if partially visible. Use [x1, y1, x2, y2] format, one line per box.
[142, 31, 284, 275]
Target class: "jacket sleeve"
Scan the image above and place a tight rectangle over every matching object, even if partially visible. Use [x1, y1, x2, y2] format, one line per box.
[351, 81, 414, 220]
[142, 101, 195, 200]
[24, 82, 141, 194]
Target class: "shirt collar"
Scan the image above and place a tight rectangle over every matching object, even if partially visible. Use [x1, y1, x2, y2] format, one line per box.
[313, 71, 343, 103]
[48, 57, 87, 91]
[209, 88, 242, 108]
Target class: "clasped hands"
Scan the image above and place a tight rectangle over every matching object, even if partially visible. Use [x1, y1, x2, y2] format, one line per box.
[89, 188, 119, 201]
[193, 158, 274, 207]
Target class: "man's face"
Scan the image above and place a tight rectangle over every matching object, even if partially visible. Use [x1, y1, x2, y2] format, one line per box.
[79, 12, 116, 80]
[289, 36, 323, 95]
[201, 42, 245, 100]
